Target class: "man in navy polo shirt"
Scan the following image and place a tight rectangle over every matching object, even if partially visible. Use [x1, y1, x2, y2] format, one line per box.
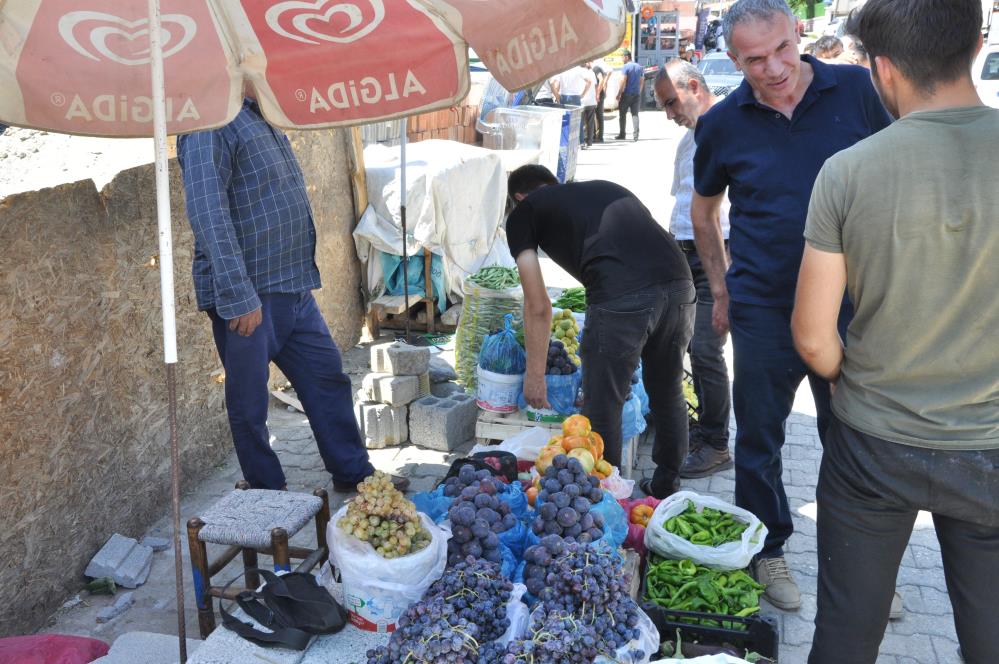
[615, 50, 644, 141]
[690, 0, 891, 611]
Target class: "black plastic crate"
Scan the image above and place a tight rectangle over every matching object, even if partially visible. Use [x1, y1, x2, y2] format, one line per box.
[643, 604, 780, 661]
[435, 450, 519, 487]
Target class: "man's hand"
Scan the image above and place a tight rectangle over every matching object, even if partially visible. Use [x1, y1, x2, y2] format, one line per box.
[523, 371, 551, 410]
[229, 307, 262, 337]
[712, 291, 730, 337]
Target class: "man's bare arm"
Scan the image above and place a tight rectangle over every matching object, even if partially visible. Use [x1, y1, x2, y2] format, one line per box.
[691, 191, 730, 335]
[792, 245, 847, 382]
[515, 250, 553, 409]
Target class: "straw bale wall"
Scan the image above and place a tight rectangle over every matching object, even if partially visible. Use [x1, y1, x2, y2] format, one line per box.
[0, 129, 361, 635]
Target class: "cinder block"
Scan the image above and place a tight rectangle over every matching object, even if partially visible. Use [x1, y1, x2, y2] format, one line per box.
[409, 393, 478, 452]
[417, 371, 431, 398]
[85, 533, 138, 579]
[362, 372, 419, 407]
[116, 543, 154, 588]
[431, 381, 464, 398]
[370, 342, 430, 376]
[355, 401, 408, 449]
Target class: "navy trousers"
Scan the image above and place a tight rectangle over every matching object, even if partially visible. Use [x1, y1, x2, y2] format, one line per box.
[208, 292, 374, 490]
[729, 301, 849, 558]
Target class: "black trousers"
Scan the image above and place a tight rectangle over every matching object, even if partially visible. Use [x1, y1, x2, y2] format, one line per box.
[809, 417, 999, 664]
[684, 249, 730, 449]
[618, 93, 640, 137]
[595, 92, 606, 140]
[582, 106, 596, 146]
[580, 281, 695, 491]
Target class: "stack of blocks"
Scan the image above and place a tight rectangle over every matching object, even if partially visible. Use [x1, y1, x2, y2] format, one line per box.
[408, 393, 478, 452]
[355, 342, 431, 449]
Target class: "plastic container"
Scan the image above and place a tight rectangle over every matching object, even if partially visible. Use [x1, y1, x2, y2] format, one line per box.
[641, 605, 779, 662]
[476, 367, 524, 413]
[555, 105, 583, 182]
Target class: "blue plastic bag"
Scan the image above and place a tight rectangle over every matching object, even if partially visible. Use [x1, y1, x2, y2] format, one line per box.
[523, 489, 628, 552]
[411, 485, 451, 523]
[478, 314, 527, 375]
[517, 371, 582, 415]
[380, 249, 446, 313]
[621, 392, 648, 441]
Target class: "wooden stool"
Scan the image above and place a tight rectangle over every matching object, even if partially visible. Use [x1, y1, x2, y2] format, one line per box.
[187, 482, 330, 638]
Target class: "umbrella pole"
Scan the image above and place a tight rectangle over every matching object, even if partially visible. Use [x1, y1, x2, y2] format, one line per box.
[400, 118, 411, 342]
[147, 1, 187, 661]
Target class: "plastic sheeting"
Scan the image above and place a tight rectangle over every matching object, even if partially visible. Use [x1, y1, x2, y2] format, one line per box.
[353, 140, 518, 308]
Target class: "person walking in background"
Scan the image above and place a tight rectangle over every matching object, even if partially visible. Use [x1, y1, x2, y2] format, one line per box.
[654, 60, 734, 479]
[580, 63, 599, 148]
[616, 50, 644, 141]
[592, 60, 609, 142]
[690, 0, 892, 611]
[506, 165, 694, 498]
[177, 96, 407, 494]
[812, 35, 844, 61]
[792, 1, 998, 661]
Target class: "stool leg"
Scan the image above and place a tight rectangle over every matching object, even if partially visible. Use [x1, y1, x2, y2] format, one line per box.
[242, 549, 260, 590]
[314, 488, 331, 565]
[271, 528, 291, 573]
[187, 517, 215, 638]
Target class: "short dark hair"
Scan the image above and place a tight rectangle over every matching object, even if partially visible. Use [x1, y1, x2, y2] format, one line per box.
[846, 0, 982, 94]
[508, 165, 558, 198]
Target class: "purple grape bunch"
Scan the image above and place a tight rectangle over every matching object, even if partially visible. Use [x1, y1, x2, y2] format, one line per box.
[501, 609, 602, 663]
[530, 454, 605, 543]
[442, 464, 494, 498]
[423, 556, 513, 642]
[446, 471, 518, 566]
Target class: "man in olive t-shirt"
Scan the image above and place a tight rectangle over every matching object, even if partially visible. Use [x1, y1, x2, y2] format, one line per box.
[790, 2, 998, 662]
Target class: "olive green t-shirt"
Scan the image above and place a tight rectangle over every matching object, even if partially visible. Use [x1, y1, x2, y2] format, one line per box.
[805, 105, 999, 450]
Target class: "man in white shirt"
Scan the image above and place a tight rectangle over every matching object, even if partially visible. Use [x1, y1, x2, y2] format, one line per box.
[557, 65, 591, 106]
[654, 59, 734, 479]
[580, 63, 599, 148]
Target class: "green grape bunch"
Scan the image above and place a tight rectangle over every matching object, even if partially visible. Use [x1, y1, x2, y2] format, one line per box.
[338, 471, 432, 558]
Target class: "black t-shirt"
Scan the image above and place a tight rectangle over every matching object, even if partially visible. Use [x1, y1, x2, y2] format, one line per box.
[506, 181, 690, 304]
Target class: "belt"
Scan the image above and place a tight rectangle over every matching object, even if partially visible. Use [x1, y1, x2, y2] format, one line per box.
[677, 239, 728, 253]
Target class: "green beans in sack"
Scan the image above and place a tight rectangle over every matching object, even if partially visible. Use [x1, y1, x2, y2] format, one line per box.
[455, 267, 524, 390]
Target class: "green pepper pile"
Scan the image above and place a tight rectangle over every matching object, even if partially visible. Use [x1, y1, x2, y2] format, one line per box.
[552, 286, 586, 310]
[664, 501, 749, 546]
[645, 557, 764, 619]
[468, 265, 521, 289]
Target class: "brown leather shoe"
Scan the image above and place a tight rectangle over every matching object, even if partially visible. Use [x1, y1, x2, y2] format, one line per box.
[679, 445, 733, 479]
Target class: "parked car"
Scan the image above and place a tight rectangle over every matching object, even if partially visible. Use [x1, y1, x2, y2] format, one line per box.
[972, 42, 999, 109]
[697, 52, 744, 97]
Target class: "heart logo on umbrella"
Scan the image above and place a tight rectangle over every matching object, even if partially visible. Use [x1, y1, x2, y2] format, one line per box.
[265, 0, 385, 45]
[57, 11, 197, 66]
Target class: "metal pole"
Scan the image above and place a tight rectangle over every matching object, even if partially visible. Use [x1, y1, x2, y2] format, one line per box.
[147, 0, 186, 660]
[400, 117, 411, 342]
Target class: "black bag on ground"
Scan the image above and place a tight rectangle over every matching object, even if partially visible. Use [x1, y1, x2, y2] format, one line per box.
[219, 568, 348, 650]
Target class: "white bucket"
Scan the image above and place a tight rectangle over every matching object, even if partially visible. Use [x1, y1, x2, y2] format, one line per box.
[476, 367, 523, 413]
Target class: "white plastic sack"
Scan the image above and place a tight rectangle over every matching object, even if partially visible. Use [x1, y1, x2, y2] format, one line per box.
[496, 583, 531, 646]
[327, 505, 449, 632]
[469, 427, 551, 461]
[644, 491, 767, 571]
[594, 605, 660, 664]
[600, 466, 636, 500]
[651, 656, 756, 664]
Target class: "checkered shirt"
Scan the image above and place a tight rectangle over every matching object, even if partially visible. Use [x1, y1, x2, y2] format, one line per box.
[177, 100, 320, 319]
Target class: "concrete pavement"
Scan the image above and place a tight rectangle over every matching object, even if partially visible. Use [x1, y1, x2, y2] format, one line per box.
[42, 109, 963, 663]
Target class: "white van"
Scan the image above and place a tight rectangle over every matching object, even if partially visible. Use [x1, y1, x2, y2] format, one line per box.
[972, 42, 999, 109]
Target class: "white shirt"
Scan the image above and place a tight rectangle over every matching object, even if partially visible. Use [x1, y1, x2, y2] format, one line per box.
[536, 79, 555, 102]
[670, 129, 730, 240]
[580, 69, 598, 107]
[558, 66, 589, 97]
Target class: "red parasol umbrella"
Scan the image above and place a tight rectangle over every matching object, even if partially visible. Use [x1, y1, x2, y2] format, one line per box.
[0, 0, 629, 660]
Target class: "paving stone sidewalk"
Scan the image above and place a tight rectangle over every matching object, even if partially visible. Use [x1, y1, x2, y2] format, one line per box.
[634, 411, 964, 664]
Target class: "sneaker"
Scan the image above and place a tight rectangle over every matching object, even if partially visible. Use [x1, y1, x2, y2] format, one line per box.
[333, 474, 410, 493]
[752, 556, 801, 610]
[639, 477, 678, 500]
[679, 445, 733, 479]
[633, 134, 639, 142]
[889, 590, 903, 620]
[614, 134, 626, 140]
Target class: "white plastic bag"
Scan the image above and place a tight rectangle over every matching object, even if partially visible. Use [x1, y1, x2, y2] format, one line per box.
[651, 656, 756, 664]
[600, 466, 636, 500]
[496, 583, 531, 646]
[327, 505, 449, 632]
[468, 426, 551, 461]
[594, 605, 660, 664]
[644, 491, 767, 571]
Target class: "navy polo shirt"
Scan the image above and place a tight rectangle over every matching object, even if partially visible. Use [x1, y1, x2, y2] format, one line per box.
[694, 55, 892, 307]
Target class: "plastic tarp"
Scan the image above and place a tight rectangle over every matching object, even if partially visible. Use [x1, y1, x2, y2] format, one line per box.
[353, 140, 517, 307]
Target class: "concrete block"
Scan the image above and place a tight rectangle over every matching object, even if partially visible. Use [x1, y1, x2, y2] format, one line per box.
[355, 401, 408, 448]
[116, 543, 154, 588]
[417, 371, 431, 397]
[85, 533, 138, 579]
[361, 373, 419, 406]
[431, 381, 464, 398]
[409, 393, 478, 452]
[370, 342, 430, 376]
[428, 356, 457, 383]
[97, 592, 134, 623]
[93, 631, 202, 664]
[141, 536, 171, 552]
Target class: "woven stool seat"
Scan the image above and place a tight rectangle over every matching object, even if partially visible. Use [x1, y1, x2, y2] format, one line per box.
[197, 489, 323, 549]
